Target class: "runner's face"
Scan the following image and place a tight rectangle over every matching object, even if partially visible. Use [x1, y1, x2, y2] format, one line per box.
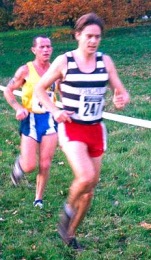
[76, 24, 101, 54]
[32, 38, 52, 61]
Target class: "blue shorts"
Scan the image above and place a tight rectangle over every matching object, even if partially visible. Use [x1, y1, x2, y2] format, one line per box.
[20, 112, 58, 143]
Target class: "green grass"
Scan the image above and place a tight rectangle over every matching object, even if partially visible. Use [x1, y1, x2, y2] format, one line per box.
[0, 24, 151, 259]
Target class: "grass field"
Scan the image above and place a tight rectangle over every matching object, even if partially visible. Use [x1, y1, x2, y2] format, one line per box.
[0, 24, 151, 259]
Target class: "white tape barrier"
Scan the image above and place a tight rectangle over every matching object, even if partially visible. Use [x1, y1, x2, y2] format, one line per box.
[102, 112, 151, 128]
[0, 85, 22, 97]
[1, 85, 151, 129]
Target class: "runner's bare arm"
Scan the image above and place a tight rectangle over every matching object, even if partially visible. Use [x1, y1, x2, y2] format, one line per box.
[35, 54, 73, 123]
[103, 55, 130, 109]
[4, 65, 29, 119]
[4, 65, 28, 110]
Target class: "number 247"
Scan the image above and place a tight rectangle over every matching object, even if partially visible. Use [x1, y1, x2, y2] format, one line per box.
[83, 102, 101, 116]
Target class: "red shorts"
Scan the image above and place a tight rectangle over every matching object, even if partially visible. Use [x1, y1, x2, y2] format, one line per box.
[58, 121, 107, 157]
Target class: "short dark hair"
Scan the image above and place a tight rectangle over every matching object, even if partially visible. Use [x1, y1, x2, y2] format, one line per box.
[32, 35, 50, 47]
[74, 13, 104, 33]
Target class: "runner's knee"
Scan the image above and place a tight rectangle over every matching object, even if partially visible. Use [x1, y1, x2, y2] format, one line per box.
[39, 160, 51, 173]
[82, 190, 94, 202]
[76, 176, 96, 191]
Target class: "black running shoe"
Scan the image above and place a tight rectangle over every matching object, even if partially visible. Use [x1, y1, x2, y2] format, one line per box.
[11, 156, 24, 186]
[68, 237, 84, 251]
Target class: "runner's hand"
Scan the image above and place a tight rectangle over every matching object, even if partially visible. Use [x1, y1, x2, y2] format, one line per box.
[16, 108, 29, 120]
[53, 110, 74, 123]
[113, 89, 130, 110]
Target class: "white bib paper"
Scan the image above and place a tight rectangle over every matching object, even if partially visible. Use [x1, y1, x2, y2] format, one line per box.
[78, 95, 104, 121]
[32, 91, 54, 113]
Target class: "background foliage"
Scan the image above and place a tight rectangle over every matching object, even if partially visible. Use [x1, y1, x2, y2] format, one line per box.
[0, 0, 151, 31]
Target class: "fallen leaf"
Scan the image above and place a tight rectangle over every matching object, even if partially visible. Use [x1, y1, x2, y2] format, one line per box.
[12, 211, 18, 215]
[58, 161, 64, 165]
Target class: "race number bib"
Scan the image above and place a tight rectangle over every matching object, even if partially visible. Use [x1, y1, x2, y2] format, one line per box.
[32, 91, 54, 113]
[78, 95, 104, 121]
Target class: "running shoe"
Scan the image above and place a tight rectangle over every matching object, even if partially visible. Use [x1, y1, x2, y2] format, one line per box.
[68, 237, 84, 251]
[58, 209, 84, 250]
[33, 200, 43, 209]
[11, 156, 24, 186]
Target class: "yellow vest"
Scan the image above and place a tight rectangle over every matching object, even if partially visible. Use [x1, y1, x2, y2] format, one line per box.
[22, 61, 40, 112]
[22, 62, 56, 113]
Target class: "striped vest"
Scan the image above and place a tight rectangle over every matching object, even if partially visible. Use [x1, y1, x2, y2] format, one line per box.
[60, 51, 109, 124]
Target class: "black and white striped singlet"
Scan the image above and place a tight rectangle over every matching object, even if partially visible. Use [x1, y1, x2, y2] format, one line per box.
[60, 51, 109, 124]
